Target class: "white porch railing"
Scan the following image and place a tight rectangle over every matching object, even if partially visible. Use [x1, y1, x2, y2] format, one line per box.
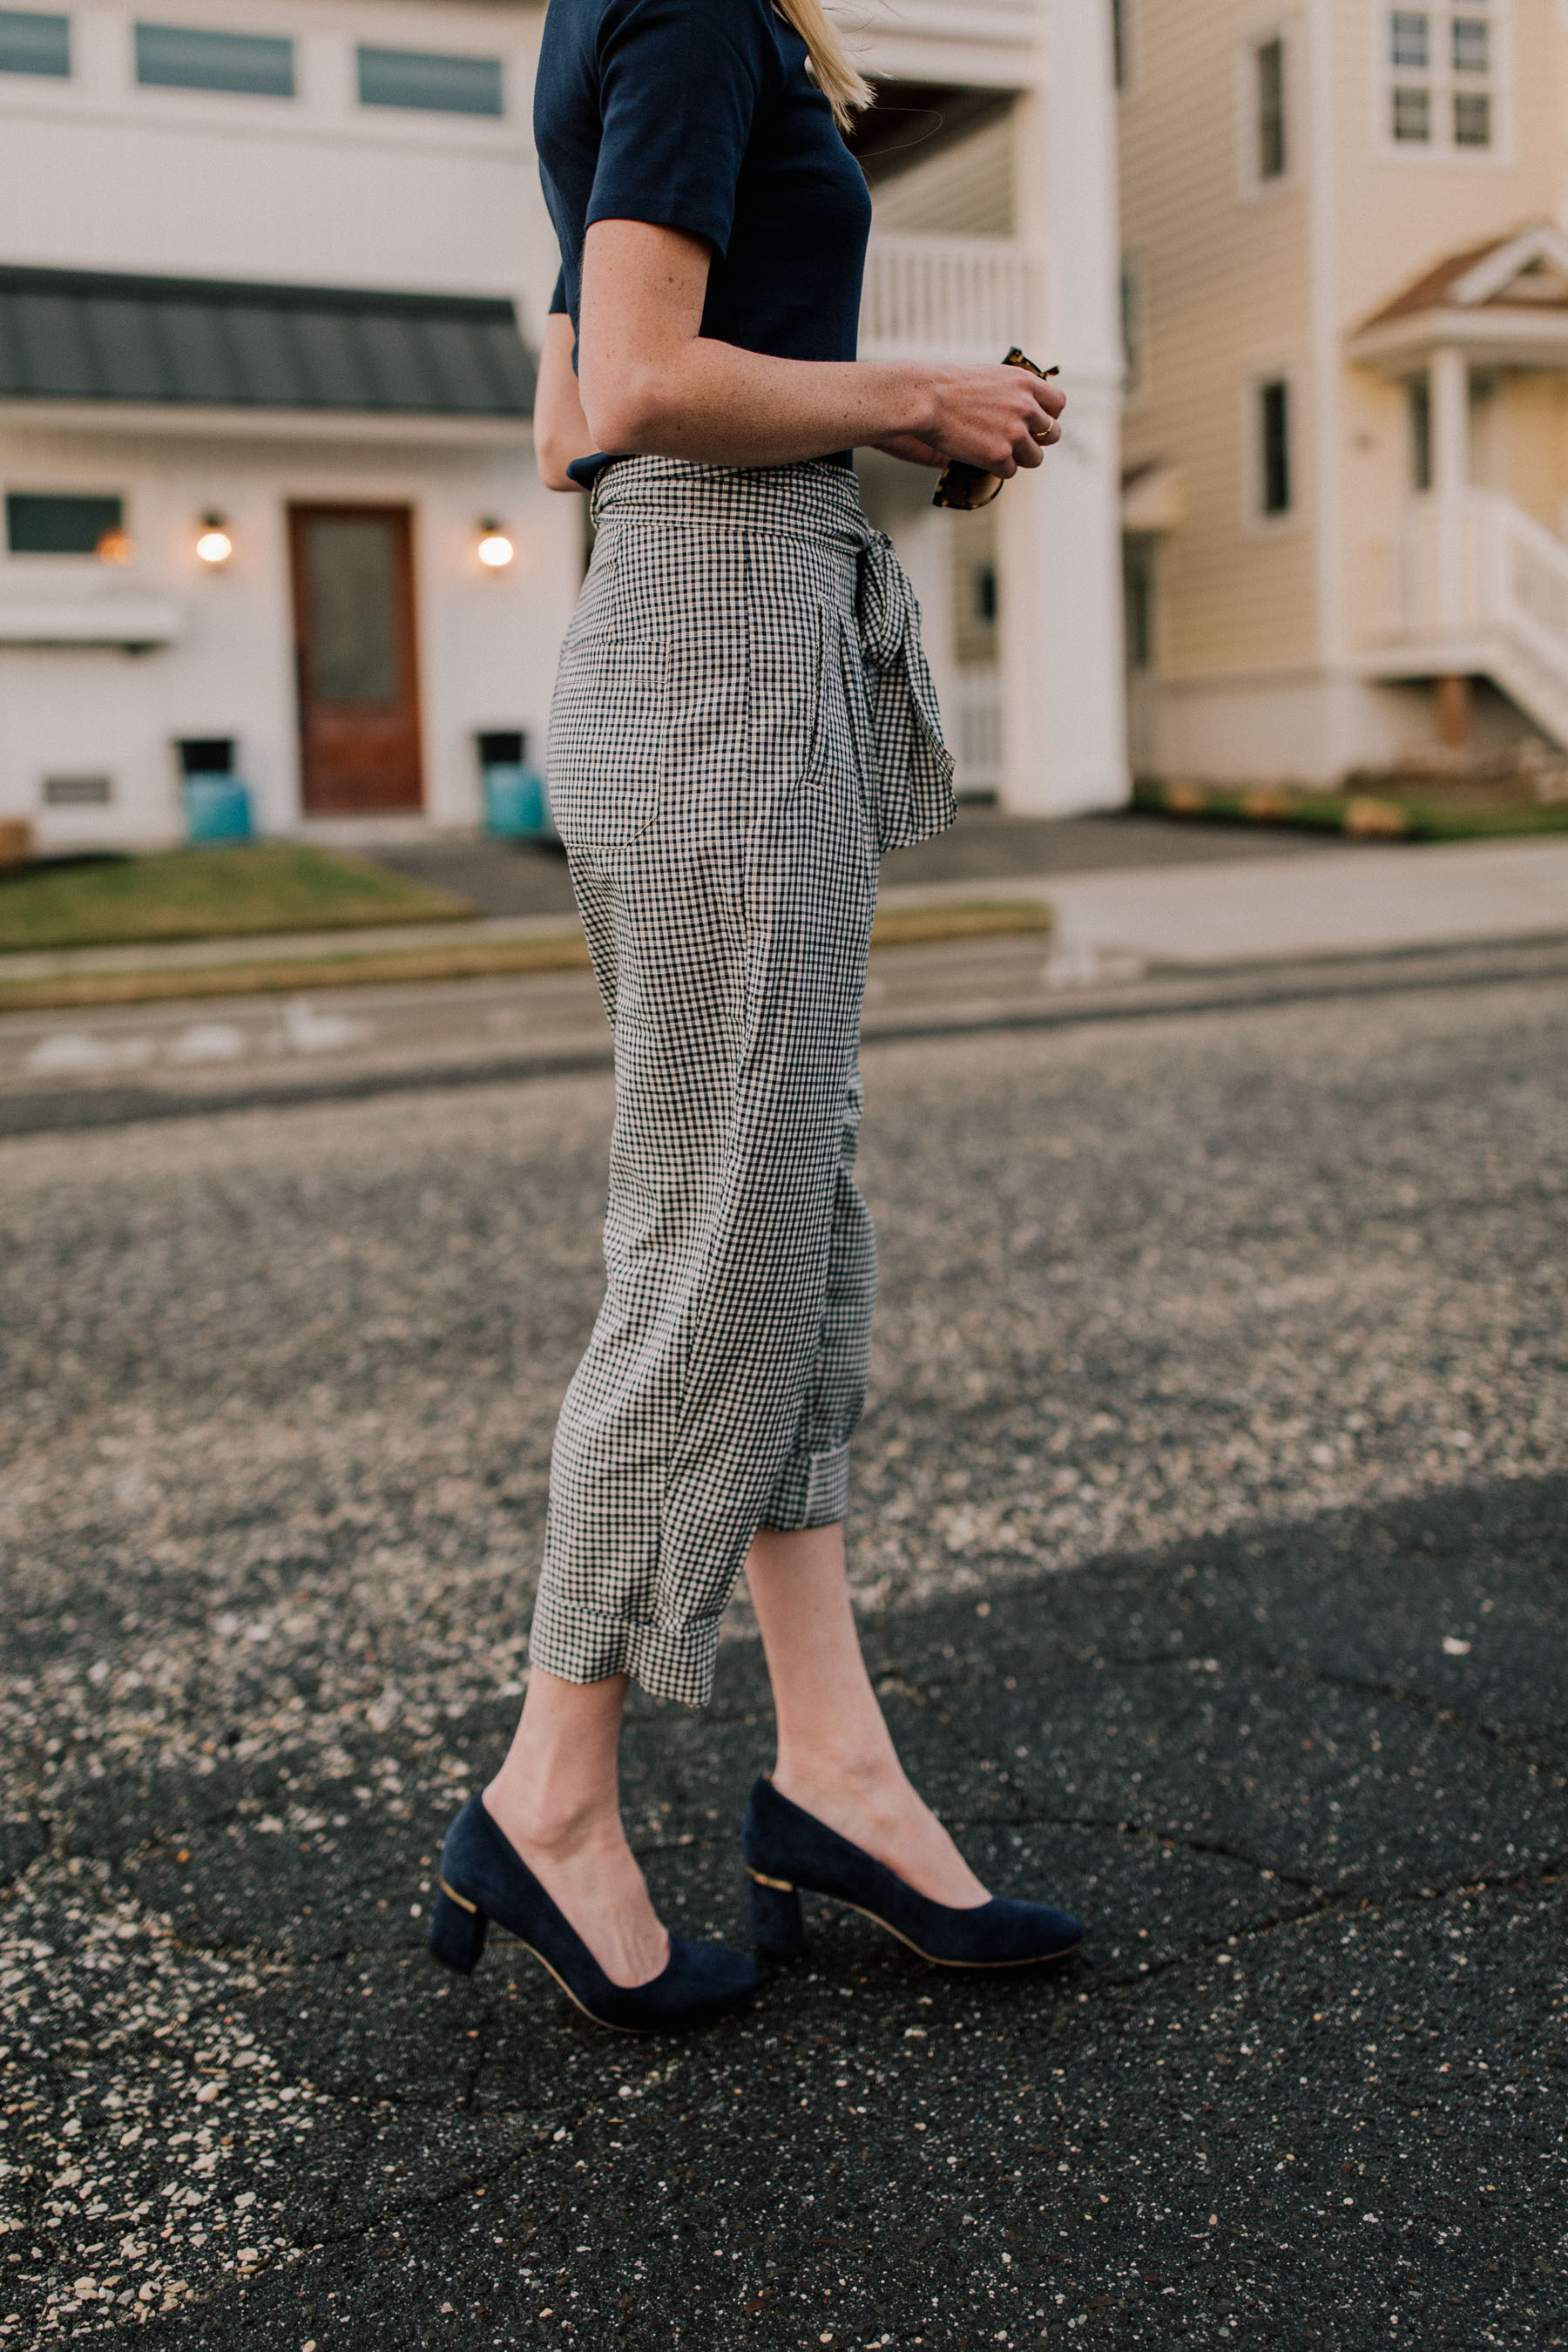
[859, 234, 1046, 364]
[951, 666, 1003, 795]
[1376, 489, 1568, 748]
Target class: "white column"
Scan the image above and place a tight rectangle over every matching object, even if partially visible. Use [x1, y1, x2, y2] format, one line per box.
[997, 0, 1127, 815]
[1431, 344, 1470, 633]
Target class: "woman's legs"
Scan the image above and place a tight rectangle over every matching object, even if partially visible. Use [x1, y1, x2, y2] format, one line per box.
[747, 1522, 989, 1909]
[480, 1517, 979, 1988]
[483, 1670, 670, 1989]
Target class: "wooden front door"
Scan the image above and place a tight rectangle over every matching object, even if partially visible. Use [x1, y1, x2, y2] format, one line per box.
[288, 504, 423, 813]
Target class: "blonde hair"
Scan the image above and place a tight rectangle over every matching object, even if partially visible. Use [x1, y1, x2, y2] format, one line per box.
[775, 0, 873, 132]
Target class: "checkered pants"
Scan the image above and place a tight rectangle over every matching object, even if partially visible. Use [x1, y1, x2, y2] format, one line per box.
[528, 457, 955, 1707]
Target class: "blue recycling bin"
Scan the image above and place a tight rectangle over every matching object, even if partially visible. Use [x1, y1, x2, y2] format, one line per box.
[176, 738, 253, 842]
[478, 729, 553, 840]
[183, 774, 253, 842]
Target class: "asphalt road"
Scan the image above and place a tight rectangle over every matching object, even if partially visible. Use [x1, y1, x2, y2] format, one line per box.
[2, 968, 1565, 2349]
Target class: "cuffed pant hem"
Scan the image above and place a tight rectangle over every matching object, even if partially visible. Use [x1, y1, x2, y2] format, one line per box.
[760, 1439, 850, 1533]
[528, 1585, 720, 1710]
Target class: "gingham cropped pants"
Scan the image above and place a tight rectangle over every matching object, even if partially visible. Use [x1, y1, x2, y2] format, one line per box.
[528, 457, 955, 1707]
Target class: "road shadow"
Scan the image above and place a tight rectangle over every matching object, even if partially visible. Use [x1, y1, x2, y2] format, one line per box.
[5, 1472, 1565, 2347]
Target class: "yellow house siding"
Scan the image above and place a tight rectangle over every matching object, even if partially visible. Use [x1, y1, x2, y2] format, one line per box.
[1335, 0, 1568, 652]
[1119, 2, 1317, 679]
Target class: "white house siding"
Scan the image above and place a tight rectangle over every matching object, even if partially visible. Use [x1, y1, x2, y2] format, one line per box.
[0, 410, 577, 847]
[0, 0, 567, 848]
[2, 0, 1126, 847]
[0, 0, 556, 314]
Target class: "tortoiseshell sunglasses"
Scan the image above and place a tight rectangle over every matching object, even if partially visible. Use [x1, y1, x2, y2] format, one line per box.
[932, 348, 1060, 511]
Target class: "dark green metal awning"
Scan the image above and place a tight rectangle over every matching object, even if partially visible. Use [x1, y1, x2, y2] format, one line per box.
[0, 265, 536, 416]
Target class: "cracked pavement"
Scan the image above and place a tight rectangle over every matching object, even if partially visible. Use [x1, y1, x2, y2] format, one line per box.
[1, 966, 1565, 2349]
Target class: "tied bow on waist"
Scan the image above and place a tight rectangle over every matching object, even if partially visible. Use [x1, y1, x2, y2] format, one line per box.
[845, 516, 956, 854]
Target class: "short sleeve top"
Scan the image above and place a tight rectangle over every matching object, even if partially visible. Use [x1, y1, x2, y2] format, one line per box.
[536, 0, 873, 462]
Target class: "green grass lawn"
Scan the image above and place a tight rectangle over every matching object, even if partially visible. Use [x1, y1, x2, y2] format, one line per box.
[0, 843, 476, 954]
[1133, 775, 1568, 840]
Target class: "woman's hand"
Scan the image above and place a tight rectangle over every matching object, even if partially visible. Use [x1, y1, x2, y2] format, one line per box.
[534, 311, 597, 492]
[919, 364, 1065, 476]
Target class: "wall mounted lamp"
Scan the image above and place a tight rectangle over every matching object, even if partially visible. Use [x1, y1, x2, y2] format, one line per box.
[195, 511, 233, 566]
[476, 517, 515, 569]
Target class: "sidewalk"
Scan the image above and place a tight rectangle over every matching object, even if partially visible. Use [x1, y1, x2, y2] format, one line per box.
[6, 829, 1568, 986]
[879, 833, 1568, 966]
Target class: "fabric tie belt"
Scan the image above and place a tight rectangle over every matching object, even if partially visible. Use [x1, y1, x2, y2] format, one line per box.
[841, 509, 957, 852]
[590, 455, 958, 853]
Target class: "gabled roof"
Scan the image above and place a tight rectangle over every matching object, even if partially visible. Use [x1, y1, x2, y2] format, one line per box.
[0, 265, 537, 415]
[1362, 221, 1568, 328]
[1349, 223, 1568, 368]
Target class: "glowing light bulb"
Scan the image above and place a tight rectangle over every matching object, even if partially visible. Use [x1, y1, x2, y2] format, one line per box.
[476, 518, 515, 569]
[195, 514, 232, 565]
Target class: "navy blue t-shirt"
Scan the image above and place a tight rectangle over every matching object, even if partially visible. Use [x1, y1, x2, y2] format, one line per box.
[537, 0, 873, 471]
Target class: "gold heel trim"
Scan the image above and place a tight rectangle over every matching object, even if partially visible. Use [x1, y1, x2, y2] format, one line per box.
[439, 1877, 478, 1915]
[747, 1869, 795, 1893]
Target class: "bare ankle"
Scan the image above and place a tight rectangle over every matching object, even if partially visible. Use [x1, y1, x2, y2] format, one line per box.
[484, 1779, 621, 1862]
[774, 1746, 904, 1807]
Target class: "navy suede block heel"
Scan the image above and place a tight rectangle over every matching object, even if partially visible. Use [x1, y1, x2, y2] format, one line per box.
[747, 1871, 806, 1957]
[742, 1774, 1083, 1970]
[428, 1885, 488, 1975]
[429, 1793, 760, 2033]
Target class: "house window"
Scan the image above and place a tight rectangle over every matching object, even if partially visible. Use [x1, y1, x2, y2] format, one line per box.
[1392, 84, 1431, 139]
[43, 774, 112, 807]
[1123, 542, 1155, 672]
[1453, 89, 1490, 144]
[1112, 0, 1131, 92]
[1409, 375, 1432, 490]
[1256, 38, 1287, 179]
[0, 8, 70, 75]
[6, 492, 125, 556]
[134, 22, 294, 98]
[1390, 10, 1429, 68]
[1260, 380, 1292, 517]
[356, 45, 504, 116]
[950, 509, 999, 666]
[1452, 12, 1489, 71]
[1119, 257, 1140, 393]
[1386, 3, 1501, 152]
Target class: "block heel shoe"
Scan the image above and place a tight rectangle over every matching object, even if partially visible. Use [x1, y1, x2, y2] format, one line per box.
[742, 1774, 1083, 1969]
[430, 1793, 759, 2033]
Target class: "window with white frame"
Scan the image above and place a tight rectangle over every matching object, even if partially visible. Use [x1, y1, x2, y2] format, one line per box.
[1384, 3, 1503, 153]
[1238, 26, 1293, 194]
[1258, 379, 1293, 517]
